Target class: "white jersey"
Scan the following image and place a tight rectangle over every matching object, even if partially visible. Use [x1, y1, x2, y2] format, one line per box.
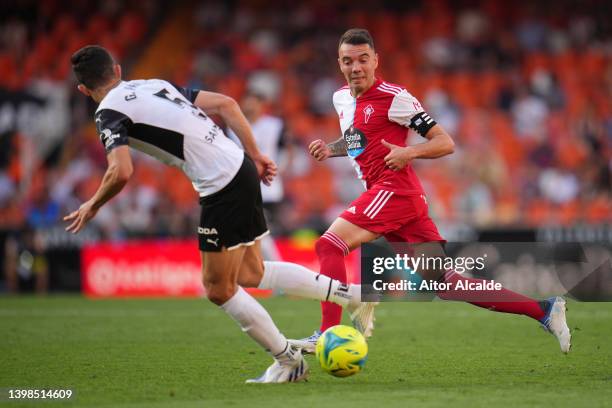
[95, 79, 244, 197]
[228, 115, 285, 203]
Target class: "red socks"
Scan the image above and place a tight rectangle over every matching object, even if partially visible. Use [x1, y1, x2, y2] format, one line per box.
[315, 233, 546, 332]
[438, 271, 546, 321]
[315, 232, 350, 332]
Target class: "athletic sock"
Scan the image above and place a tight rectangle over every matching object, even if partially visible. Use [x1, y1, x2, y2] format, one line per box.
[220, 286, 288, 355]
[438, 271, 546, 321]
[259, 261, 359, 308]
[315, 232, 350, 332]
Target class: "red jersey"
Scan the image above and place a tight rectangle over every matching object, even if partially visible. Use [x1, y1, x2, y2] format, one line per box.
[333, 79, 431, 194]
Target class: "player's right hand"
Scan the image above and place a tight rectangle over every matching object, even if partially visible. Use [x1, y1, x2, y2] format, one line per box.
[308, 139, 331, 161]
[64, 200, 99, 234]
[252, 154, 277, 186]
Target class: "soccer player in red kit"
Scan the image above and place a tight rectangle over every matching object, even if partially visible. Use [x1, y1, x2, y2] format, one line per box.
[292, 28, 571, 353]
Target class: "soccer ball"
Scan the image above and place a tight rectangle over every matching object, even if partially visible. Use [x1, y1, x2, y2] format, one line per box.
[315, 325, 368, 377]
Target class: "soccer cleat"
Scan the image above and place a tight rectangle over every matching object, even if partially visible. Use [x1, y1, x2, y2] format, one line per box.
[290, 301, 379, 354]
[539, 296, 571, 353]
[246, 344, 309, 383]
[347, 301, 378, 338]
[288, 331, 321, 355]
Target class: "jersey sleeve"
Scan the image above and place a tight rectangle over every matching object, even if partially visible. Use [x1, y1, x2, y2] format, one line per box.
[170, 83, 200, 103]
[95, 108, 131, 153]
[388, 90, 437, 137]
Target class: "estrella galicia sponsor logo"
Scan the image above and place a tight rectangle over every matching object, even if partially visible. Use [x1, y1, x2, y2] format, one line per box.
[344, 126, 367, 158]
[198, 227, 218, 235]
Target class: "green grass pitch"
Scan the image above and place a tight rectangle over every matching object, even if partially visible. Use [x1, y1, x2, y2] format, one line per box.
[1, 296, 611, 407]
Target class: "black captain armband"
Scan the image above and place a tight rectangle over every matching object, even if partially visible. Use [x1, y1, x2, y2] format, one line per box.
[409, 112, 437, 137]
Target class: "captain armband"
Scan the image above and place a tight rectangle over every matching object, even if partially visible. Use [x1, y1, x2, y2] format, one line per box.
[409, 111, 437, 137]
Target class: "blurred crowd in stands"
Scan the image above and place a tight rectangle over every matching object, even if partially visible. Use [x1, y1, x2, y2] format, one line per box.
[0, 0, 610, 252]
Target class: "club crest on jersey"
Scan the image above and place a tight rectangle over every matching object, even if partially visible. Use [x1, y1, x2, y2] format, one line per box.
[363, 104, 374, 124]
[339, 110, 344, 119]
[343, 126, 367, 158]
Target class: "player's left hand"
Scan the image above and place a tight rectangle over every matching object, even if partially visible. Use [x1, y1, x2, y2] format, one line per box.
[252, 154, 277, 186]
[64, 201, 99, 234]
[381, 139, 415, 171]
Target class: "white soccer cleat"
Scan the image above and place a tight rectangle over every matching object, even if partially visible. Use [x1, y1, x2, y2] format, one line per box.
[288, 331, 321, 355]
[348, 301, 378, 338]
[540, 296, 571, 353]
[246, 344, 309, 383]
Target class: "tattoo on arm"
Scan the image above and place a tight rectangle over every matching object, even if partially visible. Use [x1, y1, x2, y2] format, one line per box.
[328, 136, 348, 157]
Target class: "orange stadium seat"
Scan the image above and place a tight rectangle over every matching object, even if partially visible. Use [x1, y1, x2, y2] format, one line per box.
[585, 196, 612, 223]
[525, 199, 554, 226]
[558, 200, 580, 226]
[163, 167, 197, 210]
[117, 13, 146, 46]
[86, 14, 112, 40]
[523, 52, 552, 77]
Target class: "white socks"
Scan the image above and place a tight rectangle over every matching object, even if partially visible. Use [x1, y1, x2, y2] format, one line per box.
[219, 263, 362, 358]
[220, 286, 287, 355]
[259, 261, 360, 308]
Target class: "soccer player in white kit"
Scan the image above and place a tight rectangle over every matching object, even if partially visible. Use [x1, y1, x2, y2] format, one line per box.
[65, 45, 376, 383]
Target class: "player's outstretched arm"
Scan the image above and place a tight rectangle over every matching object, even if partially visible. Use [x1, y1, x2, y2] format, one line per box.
[64, 146, 133, 233]
[193, 91, 276, 185]
[309, 136, 347, 161]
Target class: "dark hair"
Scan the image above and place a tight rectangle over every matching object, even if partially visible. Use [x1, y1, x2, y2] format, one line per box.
[339, 28, 375, 50]
[71, 45, 115, 89]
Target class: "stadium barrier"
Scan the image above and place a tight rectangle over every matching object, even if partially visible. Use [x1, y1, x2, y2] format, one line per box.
[1, 225, 609, 296]
[81, 238, 360, 298]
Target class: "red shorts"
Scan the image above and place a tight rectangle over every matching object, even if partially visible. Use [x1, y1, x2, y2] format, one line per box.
[339, 187, 445, 243]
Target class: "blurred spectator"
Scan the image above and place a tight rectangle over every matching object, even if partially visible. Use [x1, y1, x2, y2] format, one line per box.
[511, 87, 549, 139]
[424, 89, 460, 136]
[530, 69, 565, 110]
[228, 92, 293, 259]
[539, 168, 580, 204]
[4, 227, 49, 294]
[27, 185, 60, 229]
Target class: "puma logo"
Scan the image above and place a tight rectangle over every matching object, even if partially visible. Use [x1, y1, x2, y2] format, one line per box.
[207, 238, 219, 247]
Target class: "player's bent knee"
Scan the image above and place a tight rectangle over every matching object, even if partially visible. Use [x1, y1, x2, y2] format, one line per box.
[204, 280, 238, 306]
[205, 282, 237, 305]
